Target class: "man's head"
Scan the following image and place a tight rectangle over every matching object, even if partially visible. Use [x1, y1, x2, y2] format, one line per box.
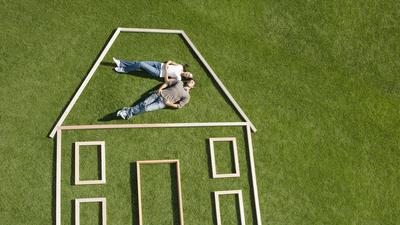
[184, 79, 196, 89]
[181, 71, 193, 79]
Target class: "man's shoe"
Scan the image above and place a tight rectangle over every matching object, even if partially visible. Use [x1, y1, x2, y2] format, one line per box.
[114, 67, 125, 73]
[113, 57, 121, 67]
[116, 109, 127, 119]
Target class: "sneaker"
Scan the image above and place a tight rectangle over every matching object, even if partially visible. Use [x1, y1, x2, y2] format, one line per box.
[116, 109, 127, 119]
[114, 67, 125, 73]
[113, 57, 121, 67]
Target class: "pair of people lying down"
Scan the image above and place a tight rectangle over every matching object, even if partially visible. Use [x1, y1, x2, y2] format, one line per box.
[112, 58, 196, 119]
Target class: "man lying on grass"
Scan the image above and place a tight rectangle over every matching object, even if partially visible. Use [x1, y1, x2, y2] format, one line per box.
[113, 57, 193, 81]
[116, 66, 196, 120]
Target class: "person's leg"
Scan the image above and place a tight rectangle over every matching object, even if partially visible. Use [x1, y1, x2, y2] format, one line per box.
[119, 93, 159, 119]
[138, 61, 162, 77]
[119, 60, 161, 77]
[143, 96, 166, 112]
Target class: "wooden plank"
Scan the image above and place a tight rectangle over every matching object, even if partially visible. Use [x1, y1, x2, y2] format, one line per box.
[74, 141, 106, 185]
[75, 198, 107, 225]
[119, 27, 183, 34]
[136, 162, 142, 225]
[209, 137, 240, 178]
[49, 28, 122, 138]
[60, 122, 247, 131]
[75, 198, 80, 225]
[214, 190, 246, 225]
[214, 192, 221, 225]
[237, 191, 246, 225]
[137, 159, 178, 164]
[176, 160, 184, 225]
[246, 124, 262, 225]
[180, 31, 257, 133]
[136, 160, 183, 225]
[74, 142, 80, 185]
[56, 129, 62, 225]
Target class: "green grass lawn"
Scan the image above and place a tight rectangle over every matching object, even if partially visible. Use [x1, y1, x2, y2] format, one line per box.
[1, 0, 399, 224]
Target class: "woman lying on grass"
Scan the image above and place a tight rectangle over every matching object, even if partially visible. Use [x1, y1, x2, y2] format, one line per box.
[112, 57, 193, 81]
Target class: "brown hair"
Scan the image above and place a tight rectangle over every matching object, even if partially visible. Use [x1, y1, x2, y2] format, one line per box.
[183, 64, 189, 72]
[184, 78, 196, 88]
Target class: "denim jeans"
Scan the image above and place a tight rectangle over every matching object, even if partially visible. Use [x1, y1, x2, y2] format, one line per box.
[119, 60, 162, 77]
[123, 93, 166, 119]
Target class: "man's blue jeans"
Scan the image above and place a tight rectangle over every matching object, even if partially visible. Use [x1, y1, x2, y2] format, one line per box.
[119, 60, 162, 77]
[123, 93, 166, 119]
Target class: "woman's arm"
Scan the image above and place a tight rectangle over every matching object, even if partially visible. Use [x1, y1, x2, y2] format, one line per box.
[157, 83, 168, 95]
[163, 63, 170, 83]
[166, 60, 178, 65]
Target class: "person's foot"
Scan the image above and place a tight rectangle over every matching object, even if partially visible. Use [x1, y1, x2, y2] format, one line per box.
[114, 67, 125, 73]
[113, 57, 121, 67]
[116, 108, 128, 119]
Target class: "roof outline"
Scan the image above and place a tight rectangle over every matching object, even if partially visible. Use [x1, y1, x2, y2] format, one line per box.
[48, 27, 257, 138]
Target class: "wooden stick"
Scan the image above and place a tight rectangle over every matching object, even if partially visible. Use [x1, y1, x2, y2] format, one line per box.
[136, 162, 142, 225]
[176, 161, 184, 225]
[214, 190, 246, 225]
[60, 122, 247, 131]
[136, 160, 184, 225]
[246, 124, 262, 225]
[137, 159, 179, 164]
[119, 27, 183, 34]
[56, 129, 62, 225]
[209, 137, 240, 178]
[75, 198, 107, 225]
[180, 31, 257, 133]
[74, 141, 106, 185]
[49, 28, 122, 138]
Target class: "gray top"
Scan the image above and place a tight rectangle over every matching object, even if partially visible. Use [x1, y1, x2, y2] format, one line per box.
[160, 80, 191, 108]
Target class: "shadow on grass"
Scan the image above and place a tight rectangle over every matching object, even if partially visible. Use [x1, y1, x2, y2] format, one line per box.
[71, 200, 75, 225]
[205, 139, 213, 178]
[129, 162, 140, 225]
[170, 164, 180, 225]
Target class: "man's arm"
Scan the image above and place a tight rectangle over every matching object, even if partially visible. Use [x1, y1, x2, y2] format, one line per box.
[165, 96, 190, 109]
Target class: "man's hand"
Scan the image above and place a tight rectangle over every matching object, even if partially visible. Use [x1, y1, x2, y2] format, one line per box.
[165, 100, 179, 109]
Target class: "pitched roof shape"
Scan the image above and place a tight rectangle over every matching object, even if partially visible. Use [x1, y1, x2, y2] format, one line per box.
[48, 27, 256, 138]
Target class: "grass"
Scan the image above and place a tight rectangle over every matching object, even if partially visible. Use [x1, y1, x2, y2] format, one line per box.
[1, 0, 399, 224]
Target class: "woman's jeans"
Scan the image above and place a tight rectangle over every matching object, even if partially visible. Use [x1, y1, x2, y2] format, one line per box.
[119, 60, 162, 78]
